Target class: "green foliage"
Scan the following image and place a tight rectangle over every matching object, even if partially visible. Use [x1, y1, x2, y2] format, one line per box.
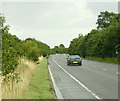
[51, 44, 68, 54]
[24, 58, 55, 99]
[96, 11, 116, 29]
[0, 29, 2, 70]
[2, 46, 19, 75]
[1, 15, 50, 77]
[85, 57, 119, 64]
[3, 72, 21, 84]
[0, 13, 5, 28]
[0, 13, 4, 70]
[1, 15, 20, 76]
[69, 38, 79, 55]
[68, 11, 120, 61]
[2, 31, 22, 75]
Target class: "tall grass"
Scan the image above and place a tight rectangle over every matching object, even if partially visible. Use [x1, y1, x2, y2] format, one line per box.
[0, 71, 2, 101]
[23, 58, 55, 99]
[2, 57, 41, 99]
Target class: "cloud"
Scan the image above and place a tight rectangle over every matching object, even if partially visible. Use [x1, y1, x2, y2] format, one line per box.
[1, 2, 117, 48]
[9, 26, 94, 48]
[2, 2, 95, 29]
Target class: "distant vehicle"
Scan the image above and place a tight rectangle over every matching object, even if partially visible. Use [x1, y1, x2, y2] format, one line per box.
[67, 55, 82, 66]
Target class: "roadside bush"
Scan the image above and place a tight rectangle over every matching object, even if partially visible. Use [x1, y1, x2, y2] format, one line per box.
[2, 46, 19, 76]
[27, 48, 39, 61]
[1, 14, 50, 78]
[68, 11, 119, 61]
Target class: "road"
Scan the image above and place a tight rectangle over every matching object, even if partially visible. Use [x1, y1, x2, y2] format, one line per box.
[48, 54, 118, 100]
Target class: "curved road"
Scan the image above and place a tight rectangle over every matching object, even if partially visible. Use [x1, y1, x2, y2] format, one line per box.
[48, 54, 118, 99]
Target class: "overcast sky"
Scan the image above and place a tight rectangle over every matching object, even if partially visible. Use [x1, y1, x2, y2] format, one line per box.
[0, 1, 118, 48]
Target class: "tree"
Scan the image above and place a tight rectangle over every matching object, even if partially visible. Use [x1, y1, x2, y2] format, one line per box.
[69, 38, 79, 55]
[59, 44, 65, 53]
[53, 46, 59, 54]
[68, 11, 119, 59]
[0, 13, 5, 70]
[0, 13, 5, 29]
[96, 11, 115, 29]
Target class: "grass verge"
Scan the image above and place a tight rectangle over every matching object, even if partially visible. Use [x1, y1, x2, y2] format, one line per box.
[2, 57, 37, 99]
[84, 57, 120, 64]
[23, 58, 56, 99]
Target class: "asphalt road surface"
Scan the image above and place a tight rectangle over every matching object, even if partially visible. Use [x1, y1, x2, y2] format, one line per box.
[48, 54, 118, 99]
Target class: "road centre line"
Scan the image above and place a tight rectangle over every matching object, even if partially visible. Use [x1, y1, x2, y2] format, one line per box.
[102, 68, 107, 71]
[52, 59, 102, 100]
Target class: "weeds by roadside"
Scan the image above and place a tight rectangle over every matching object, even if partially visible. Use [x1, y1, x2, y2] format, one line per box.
[23, 58, 55, 99]
[2, 57, 37, 99]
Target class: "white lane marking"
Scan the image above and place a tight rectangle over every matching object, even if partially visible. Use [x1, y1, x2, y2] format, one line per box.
[116, 72, 120, 75]
[102, 68, 107, 71]
[48, 66, 63, 99]
[52, 59, 102, 100]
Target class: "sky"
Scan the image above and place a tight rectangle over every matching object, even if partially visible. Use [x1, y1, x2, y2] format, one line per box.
[0, 1, 118, 48]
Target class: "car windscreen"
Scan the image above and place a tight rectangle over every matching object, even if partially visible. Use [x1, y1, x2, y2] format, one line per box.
[75, 58, 81, 59]
[68, 57, 74, 59]
[68, 55, 81, 59]
[68, 57, 81, 59]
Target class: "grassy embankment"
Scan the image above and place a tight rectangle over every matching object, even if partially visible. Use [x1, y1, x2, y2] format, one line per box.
[2, 57, 37, 99]
[23, 58, 55, 99]
[2, 57, 55, 99]
[84, 57, 120, 64]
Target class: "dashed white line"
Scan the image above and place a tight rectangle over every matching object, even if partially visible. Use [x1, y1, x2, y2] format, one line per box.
[52, 59, 102, 100]
[102, 68, 107, 71]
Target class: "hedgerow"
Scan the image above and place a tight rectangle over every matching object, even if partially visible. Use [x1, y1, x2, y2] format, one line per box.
[0, 14, 50, 80]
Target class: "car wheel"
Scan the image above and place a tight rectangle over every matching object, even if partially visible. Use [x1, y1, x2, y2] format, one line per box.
[67, 63, 70, 66]
[79, 63, 82, 66]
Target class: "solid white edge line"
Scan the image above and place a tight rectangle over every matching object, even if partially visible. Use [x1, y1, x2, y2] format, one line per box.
[52, 59, 102, 100]
[48, 65, 64, 99]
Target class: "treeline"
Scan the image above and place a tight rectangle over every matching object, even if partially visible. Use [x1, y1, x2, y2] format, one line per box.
[68, 11, 120, 60]
[0, 14, 3, 71]
[1, 11, 120, 76]
[0, 14, 50, 76]
[51, 44, 68, 54]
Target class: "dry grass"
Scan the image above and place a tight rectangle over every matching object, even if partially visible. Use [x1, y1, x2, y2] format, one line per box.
[2, 56, 43, 99]
[23, 58, 55, 99]
[0, 71, 2, 101]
